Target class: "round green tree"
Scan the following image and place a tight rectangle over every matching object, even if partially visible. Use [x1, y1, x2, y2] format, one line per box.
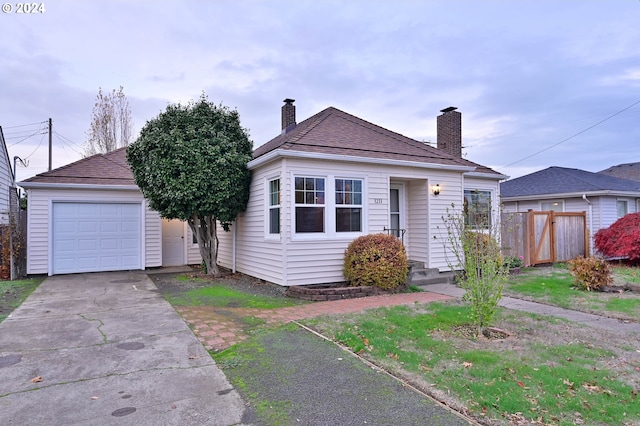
[126, 95, 252, 276]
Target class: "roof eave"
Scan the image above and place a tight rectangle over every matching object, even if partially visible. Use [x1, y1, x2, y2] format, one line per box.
[19, 182, 140, 191]
[248, 149, 476, 172]
[500, 190, 640, 202]
[464, 171, 509, 180]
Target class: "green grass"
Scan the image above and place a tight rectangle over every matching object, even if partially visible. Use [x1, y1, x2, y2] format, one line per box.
[0, 277, 44, 323]
[612, 264, 640, 284]
[504, 266, 640, 320]
[303, 302, 640, 426]
[164, 284, 305, 309]
[214, 323, 299, 425]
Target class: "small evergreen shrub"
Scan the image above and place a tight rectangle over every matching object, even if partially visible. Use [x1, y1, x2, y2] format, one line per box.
[503, 255, 524, 269]
[343, 234, 408, 290]
[567, 256, 613, 291]
[594, 212, 640, 262]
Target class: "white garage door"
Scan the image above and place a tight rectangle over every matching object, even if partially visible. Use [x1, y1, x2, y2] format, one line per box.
[52, 202, 142, 274]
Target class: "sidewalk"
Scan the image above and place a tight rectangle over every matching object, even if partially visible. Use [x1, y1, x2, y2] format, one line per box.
[423, 283, 640, 334]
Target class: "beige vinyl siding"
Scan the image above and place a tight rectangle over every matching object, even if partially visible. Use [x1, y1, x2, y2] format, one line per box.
[429, 171, 465, 270]
[26, 187, 160, 274]
[406, 179, 428, 264]
[217, 162, 285, 284]
[144, 199, 162, 268]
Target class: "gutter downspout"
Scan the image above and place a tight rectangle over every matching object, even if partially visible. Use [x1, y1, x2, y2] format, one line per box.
[232, 220, 237, 273]
[582, 194, 594, 256]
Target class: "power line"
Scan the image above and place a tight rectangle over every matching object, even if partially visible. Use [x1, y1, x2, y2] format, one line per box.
[54, 132, 84, 156]
[501, 99, 640, 169]
[6, 128, 46, 147]
[3, 120, 47, 129]
[23, 132, 46, 160]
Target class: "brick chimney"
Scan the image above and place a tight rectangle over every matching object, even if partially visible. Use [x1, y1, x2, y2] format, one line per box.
[281, 98, 296, 133]
[437, 106, 462, 158]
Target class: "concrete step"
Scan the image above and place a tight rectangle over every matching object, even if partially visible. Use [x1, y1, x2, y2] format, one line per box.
[407, 266, 456, 286]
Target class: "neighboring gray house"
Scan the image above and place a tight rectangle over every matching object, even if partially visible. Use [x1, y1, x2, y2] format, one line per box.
[500, 166, 640, 252]
[0, 127, 17, 224]
[599, 162, 640, 182]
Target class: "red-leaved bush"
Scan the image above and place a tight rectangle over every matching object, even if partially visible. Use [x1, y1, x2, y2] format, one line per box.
[594, 212, 640, 261]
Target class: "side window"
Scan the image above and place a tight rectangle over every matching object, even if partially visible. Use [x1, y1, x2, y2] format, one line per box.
[617, 200, 628, 218]
[335, 178, 362, 232]
[541, 200, 564, 212]
[269, 179, 280, 234]
[464, 189, 491, 229]
[294, 177, 325, 233]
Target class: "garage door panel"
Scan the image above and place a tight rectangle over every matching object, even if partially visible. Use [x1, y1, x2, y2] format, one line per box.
[100, 221, 119, 233]
[78, 221, 99, 233]
[78, 239, 99, 251]
[53, 202, 142, 274]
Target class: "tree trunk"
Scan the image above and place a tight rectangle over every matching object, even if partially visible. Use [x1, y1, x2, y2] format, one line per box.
[188, 214, 221, 277]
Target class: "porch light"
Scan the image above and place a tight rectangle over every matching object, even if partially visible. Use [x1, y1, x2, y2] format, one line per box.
[432, 184, 441, 196]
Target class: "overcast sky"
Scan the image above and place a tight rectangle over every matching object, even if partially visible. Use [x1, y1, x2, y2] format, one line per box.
[2, 0, 639, 183]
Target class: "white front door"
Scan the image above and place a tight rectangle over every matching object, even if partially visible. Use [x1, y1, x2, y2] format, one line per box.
[389, 184, 405, 240]
[162, 219, 184, 266]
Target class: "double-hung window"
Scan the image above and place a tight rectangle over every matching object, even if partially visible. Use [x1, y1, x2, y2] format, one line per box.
[335, 178, 362, 232]
[295, 177, 325, 233]
[269, 179, 280, 234]
[464, 189, 492, 229]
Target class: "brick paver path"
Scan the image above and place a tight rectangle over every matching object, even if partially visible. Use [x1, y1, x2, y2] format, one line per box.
[175, 292, 452, 351]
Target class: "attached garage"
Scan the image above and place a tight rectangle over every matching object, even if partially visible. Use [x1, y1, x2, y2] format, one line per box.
[52, 202, 142, 274]
[20, 148, 168, 275]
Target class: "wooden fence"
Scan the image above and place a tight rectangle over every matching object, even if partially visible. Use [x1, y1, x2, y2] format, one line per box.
[501, 210, 588, 266]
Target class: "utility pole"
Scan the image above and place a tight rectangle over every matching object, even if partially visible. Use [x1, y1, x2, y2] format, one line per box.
[48, 118, 52, 171]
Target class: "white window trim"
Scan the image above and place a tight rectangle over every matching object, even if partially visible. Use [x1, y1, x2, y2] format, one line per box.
[463, 188, 494, 230]
[264, 175, 282, 240]
[290, 171, 368, 241]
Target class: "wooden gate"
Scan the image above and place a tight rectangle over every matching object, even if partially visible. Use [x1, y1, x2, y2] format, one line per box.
[501, 210, 588, 266]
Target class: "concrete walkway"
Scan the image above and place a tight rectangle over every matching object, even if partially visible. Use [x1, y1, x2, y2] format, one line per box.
[423, 283, 640, 334]
[0, 272, 250, 426]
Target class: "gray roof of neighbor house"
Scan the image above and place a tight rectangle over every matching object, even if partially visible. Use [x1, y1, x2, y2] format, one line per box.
[599, 162, 640, 182]
[20, 147, 135, 187]
[501, 166, 640, 198]
[253, 106, 504, 177]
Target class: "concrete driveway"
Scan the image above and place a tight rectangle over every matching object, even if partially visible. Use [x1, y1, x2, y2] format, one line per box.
[0, 272, 249, 425]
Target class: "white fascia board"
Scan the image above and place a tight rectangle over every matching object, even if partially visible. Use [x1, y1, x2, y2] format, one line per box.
[500, 190, 640, 202]
[248, 149, 476, 172]
[464, 171, 509, 180]
[18, 182, 141, 191]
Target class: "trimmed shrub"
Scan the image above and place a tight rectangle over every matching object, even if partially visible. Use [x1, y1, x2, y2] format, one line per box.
[343, 233, 408, 290]
[594, 213, 640, 261]
[567, 256, 613, 291]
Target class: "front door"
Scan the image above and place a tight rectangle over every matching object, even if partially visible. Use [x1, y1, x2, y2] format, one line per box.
[162, 219, 184, 266]
[389, 184, 405, 241]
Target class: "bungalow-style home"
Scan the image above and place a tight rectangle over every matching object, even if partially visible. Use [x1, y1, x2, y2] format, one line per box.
[500, 166, 640, 253]
[20, 101, 506, 283]
[216, 101, 506, 286]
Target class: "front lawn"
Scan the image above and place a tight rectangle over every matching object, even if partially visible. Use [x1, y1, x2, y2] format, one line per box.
[0, 277, 44, 323]
[504, 264, 640, 321]
[302, 301, 640, 426]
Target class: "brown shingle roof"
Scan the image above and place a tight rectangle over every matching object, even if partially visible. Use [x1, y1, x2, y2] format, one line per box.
[599, 162, 640, 182]
[254, 107, 502, 176]
[21, 147, 135, 186]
